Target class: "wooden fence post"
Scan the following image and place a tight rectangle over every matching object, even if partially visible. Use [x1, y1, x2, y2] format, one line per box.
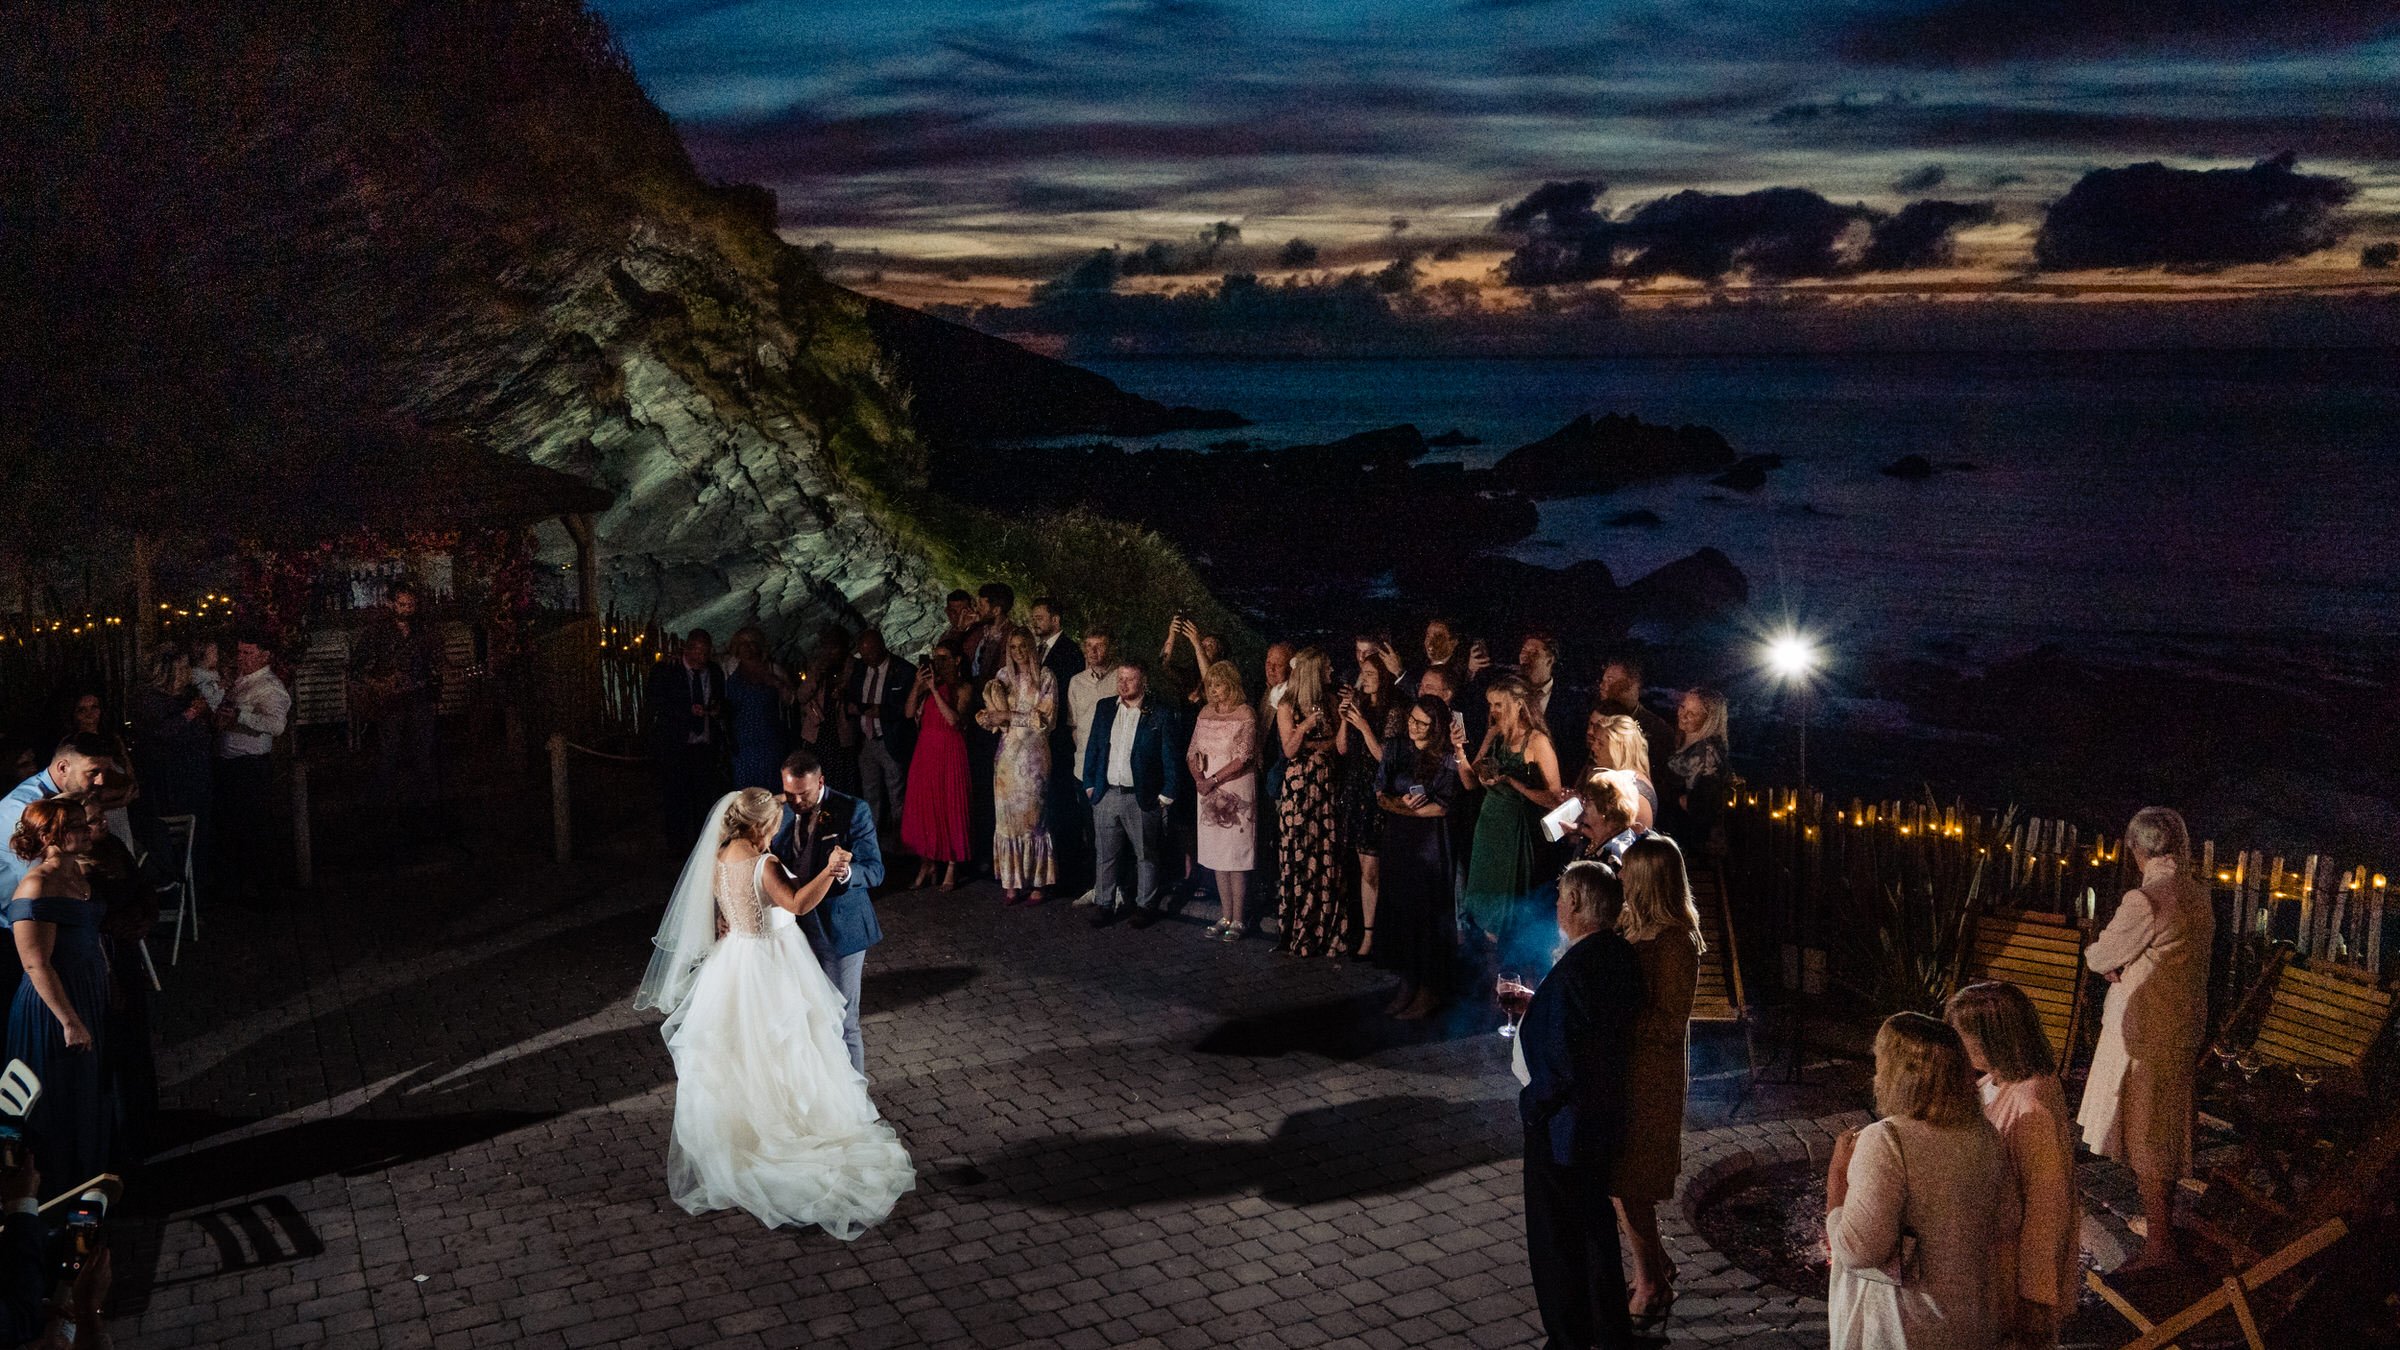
[291, 761, 313, 888]
[550, 732, 572, 863]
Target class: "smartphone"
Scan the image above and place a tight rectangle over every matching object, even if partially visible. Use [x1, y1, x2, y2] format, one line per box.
[1450, 711, 1466, 739]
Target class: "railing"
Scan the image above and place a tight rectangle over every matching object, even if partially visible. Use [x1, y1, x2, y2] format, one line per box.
[1719, 787, 2395, 1038]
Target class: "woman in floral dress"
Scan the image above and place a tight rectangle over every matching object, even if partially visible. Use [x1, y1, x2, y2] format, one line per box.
[979, 630, 1057, 904]
[1274, 647, 1347, 957]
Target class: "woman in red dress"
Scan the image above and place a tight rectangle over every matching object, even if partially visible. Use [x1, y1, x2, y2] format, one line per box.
[901, 642, 973, 889]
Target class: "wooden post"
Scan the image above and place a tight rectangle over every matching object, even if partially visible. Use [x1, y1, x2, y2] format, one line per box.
[563, 514, 600, 618]
[291, 761, 313, 888]
[549, 732, 571, 863]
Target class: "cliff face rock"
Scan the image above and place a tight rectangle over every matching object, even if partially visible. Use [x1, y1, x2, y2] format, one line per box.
[1, 2, 1082, 654]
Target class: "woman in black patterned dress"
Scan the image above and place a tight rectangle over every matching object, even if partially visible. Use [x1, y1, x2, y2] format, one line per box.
[1274, 647, 1347, 957]
[1333, 656, 1398, 958]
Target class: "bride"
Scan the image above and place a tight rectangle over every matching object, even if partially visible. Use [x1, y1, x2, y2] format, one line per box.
[634, 788, 915, 1236]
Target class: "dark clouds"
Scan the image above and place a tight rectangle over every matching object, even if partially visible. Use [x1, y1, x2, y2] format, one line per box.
[2034, 153, 2356, 271]
[1840, 0, 2400, 65]
[1495, 181, 1994, 285]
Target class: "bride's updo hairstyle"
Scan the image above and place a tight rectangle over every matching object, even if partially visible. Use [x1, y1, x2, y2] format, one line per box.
[719, 789, 782, 849]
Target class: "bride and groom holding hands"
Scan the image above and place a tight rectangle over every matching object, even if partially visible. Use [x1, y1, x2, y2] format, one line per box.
[632, 748, 917, 1238]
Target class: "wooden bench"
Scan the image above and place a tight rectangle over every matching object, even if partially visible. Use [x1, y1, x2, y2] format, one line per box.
[2244, 954, 2396, 1079]
[1960, 911, 2089, 1070]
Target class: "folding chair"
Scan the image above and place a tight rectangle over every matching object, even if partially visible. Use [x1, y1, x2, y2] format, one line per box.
[156, 813, 200, 963]
[1960, 911, 2090, 1071]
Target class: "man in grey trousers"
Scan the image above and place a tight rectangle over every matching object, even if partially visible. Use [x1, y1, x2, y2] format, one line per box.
[1081, 660, 1186, 931]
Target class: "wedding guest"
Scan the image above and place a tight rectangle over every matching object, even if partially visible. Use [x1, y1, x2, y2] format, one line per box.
[1187, 661, 1257, 942]
[188, 638, 227, 713]
[963, 583, 1014, 872]
[1612, 835, 1705, 1330]
[130, 644, 214, 826]
[647, 629, 727, 840]
[1662, 687, 1731, 845]
[0, 737, 115, 899]
[1947, 981, 2078, 1350]
[2078, 805, 2212, 1273]
[1274, 647, 1347, 958]
[1584, 713, 1659, 831]
[968, 581, 1014, 680]
[1084, 660, 1183, 929]
[6, 797, 115, 1193]
[1334, 656, 1399, 957]
[1253, 642, 1294, 926]
[1419, 664, 1483, 753]
[1458, 675, 1564, 962]
[1514, 630, 1585, 748]
[1573, 770, 1649, 871]
[1595, 657, 1674, 786]
[1158, 618, 1217, 902]
[980, 630, 1057, 905]
[74, 796, 156, 1162]
[348, 578, 444, 826]
[1065, 627, 1116, 904]
[771, 749, 885, 1075]
[1374, 695, 1462, 1019]
[842, 631, 915, 839]
[1515, 860, 1642, 1350]
[900, 644, 972, 890]
[942, 589, 977, 646]
[1410, 618, 1469, 697]
[798, 626, 855, 792]
[1352, 631, 1403, 689]
[723, 626, 795, 791]
[1828, 1012, 2011, 1350]
[63, 693, 127, 765]
[214, 632, 291, 904]
[1032, 597, 1087, 891]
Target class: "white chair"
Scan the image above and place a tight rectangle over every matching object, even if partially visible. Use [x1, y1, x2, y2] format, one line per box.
[156, 813, 200, 963]
[0, 1060, 40, 1120]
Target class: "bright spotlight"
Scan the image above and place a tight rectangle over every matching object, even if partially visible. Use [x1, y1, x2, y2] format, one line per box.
[1765, 632, 1818, 680]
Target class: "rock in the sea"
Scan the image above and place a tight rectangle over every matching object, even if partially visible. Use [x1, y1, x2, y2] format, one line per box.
[1881, 454, 1938, 480]
[1607, 510, 1662, 528]
[1493, 413, 1738, 497]
[1621, 548, 1749, 624]
[1425, 427, 1483, 447]
[1710, 453, 1784, 492]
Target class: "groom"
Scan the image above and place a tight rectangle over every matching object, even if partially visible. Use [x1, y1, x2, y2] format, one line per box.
[772, 747, 884, 1075]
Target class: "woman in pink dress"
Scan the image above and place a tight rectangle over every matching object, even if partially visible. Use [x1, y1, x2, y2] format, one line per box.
[900, 643, 972, 889]
[1187, 661, 1257, 942]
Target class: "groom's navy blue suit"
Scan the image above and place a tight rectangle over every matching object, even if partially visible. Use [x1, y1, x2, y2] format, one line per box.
[771, 786, 884, 1074]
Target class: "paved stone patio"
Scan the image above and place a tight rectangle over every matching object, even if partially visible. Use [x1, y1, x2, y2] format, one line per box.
[114, 819, 1904, 1350]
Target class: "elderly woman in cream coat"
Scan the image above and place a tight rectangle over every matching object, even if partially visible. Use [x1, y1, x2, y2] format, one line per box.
[2078, 805, 2214, 1272]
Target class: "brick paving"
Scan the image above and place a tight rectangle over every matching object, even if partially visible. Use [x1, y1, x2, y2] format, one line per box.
[115, 822, 1901, 1350]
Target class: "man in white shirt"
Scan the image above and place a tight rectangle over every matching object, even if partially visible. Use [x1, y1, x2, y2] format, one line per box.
[1063, 626, 1114, 903]
[0, 736, 115, 897]
[843, 631, 914, 838]
[1081, 660, 1183, 929]
[215, 632, 292, 903]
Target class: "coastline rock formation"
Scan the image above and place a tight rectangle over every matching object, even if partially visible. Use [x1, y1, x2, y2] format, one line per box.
[1494, 413, 1738, 496]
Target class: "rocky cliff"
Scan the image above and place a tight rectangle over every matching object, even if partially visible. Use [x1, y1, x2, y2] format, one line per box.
[3, 2, 1218, 652]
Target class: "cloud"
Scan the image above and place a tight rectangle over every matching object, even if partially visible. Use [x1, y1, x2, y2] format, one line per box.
[1839, 0, 2400, 66]
[1495, 180, 1995, 284]
[1891, 164, 1946, 193]
[2033, 152, 2357, 271]
[1860, 199, 1996, 269]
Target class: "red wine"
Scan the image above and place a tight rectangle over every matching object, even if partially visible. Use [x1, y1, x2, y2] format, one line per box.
[1497, 985, 1533, 1018]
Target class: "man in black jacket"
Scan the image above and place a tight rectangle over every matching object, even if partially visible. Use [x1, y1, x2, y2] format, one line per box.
[1081, 660, 1186, 929]
[1030, 597, 1089, 890]
[646, 629, 727, 840]
[1516, 861, 1651, 1350]
[841, 630, 915, 839]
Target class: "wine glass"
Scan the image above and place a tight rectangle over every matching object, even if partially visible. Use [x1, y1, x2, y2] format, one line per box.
[1496, 972, 1532, 1038]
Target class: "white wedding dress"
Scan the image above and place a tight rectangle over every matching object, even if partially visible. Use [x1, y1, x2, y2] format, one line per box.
[654, 852, 916, 1236]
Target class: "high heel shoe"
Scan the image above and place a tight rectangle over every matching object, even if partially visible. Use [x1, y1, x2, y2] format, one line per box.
[1629, 1289, 1677, 1332]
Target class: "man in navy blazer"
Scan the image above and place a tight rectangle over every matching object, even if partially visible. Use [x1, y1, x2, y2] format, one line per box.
[1080, 659, 1186, 929]
[771, 747, 885, 1075]
[1516, 861, 1649, 1349]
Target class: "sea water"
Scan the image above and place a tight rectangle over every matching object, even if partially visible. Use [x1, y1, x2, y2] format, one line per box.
[1082, 350, 2400, 663]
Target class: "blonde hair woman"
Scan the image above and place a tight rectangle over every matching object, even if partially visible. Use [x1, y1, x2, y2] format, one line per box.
[1188, 661, 1257, 941]
[1583, 713, 1657, 830]
[1457, 675, 1564, 956]
[1947, 982, 2078, 1349]
[2077, 805, 2211, 1273]
[1275, 647, 1348, 956]
[635, 789, 916, 1235]
[1610, 835, 1706, 1328]
[979, 629, 1058, 905]
[1664, 687, 1729, 843]
[1827, 1012, 2011, 1350]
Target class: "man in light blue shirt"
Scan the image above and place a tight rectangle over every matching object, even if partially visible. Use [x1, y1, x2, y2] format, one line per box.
[0, 735, 116, 897]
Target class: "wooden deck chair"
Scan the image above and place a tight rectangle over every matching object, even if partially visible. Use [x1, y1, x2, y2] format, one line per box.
[2241, 954, 2396, 1083]
[1686, 863, 1758, 1115]
[1959, 911, 2090, 1073]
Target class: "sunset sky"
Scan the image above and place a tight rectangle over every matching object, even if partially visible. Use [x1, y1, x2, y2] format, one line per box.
[592, 1, 2400, 323]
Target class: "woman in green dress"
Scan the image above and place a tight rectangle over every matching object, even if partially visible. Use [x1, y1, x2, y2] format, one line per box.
[1456, 675, 1565, 959]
